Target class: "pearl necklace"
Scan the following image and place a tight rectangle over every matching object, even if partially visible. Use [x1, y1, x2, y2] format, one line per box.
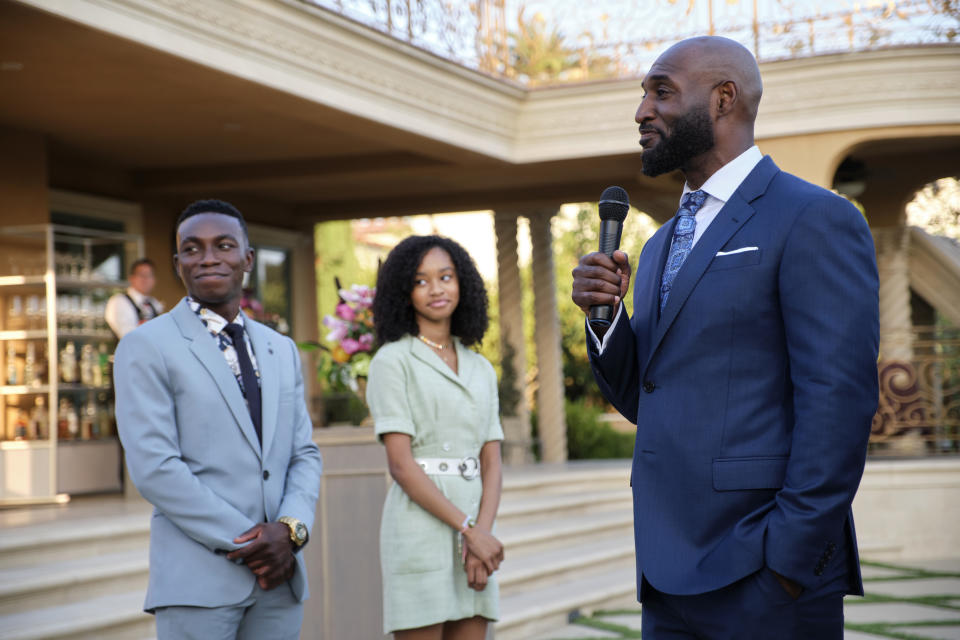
[418, 334, 456, 366]
[418, 334, 451, 351]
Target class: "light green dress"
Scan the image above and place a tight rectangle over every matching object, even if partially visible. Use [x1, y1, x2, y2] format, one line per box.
[367, 335, 504, 634]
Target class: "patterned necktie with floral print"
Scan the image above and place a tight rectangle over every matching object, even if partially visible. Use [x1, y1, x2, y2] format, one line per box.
[659, 189, 707, 312]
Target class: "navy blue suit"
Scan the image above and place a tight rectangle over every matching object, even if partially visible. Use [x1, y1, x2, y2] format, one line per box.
[588, 157, 879, 603]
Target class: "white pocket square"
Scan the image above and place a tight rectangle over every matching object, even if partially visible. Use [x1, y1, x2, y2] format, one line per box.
[716, 246, 759, 256]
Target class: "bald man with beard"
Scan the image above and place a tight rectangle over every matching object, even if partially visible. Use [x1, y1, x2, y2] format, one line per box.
[572, 37, 879, 639]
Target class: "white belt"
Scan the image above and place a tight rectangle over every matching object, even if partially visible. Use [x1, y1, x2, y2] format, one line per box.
[415, 456, 480, 480]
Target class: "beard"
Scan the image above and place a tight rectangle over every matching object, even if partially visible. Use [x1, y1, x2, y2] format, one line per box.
[641, 104, 715, 177]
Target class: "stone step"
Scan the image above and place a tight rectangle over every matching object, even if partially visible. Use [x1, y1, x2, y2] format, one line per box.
[498, 508, 634, 558]
[0, 548, 149, 616]
[497, 489, 632, 526]
[0, 591, 153, 640]
[502, 463, 631, 500]
[495, 563, 638, 640]
[0, 512, 150, 570]
[498, 532, 635, 597]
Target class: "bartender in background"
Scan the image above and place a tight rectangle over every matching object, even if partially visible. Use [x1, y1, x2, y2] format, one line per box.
[105, 258, 164, 338]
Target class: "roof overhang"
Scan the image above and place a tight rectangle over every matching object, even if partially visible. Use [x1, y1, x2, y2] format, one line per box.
[2, 0, 959, 220]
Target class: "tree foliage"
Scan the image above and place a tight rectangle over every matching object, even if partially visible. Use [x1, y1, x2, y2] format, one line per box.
[906, 177, 960, 242]
[505, 7, 617, 85]
[543, 203, 659, 407]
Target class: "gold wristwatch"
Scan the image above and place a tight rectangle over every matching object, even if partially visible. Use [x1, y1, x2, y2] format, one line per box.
[278, 516, 308, 549]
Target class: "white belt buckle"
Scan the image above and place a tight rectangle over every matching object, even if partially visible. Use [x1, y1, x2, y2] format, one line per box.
[458, 456, 479, 480]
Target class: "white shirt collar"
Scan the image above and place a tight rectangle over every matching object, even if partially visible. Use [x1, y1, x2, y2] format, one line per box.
[681, 145, 763, 205]
[126, 287, 152, 304]
[186, 296, 246, 335]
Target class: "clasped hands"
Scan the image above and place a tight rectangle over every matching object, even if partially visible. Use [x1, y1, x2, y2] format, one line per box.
[226, 522, 295, 590]
[461, 524, 504, 592]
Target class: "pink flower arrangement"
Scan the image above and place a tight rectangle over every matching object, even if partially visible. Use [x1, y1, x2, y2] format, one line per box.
[316, 282, 377, 392]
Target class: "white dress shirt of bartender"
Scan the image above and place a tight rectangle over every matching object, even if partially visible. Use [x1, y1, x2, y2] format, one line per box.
[105, 258, 165, 339]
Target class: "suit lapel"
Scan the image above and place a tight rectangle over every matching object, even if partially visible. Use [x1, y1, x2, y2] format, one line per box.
[646, 156, 778, 368]
[246, 319, 278, 460]
[409, 336, 466, 390]
[641, 222, 676, 338]
[170, 300, 262, 458]
[626, 223, 674, 366]
[454, 339, 477, 391]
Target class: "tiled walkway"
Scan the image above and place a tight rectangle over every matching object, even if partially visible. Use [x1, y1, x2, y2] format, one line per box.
[530, 559, 960, 640]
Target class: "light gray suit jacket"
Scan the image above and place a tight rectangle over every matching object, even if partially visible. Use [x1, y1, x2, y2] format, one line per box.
[115, 298, 322, 611]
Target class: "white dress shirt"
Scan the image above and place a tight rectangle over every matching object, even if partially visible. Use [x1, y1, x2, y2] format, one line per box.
[589, 145, 764, 352]
[105, 287, 164, 339]
[186, 297, 261, 392]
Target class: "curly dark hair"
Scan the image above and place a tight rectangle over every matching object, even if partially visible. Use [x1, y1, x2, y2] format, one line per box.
[373, 235, 489, 347]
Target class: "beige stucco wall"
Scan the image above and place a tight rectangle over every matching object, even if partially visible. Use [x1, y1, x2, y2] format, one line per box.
[759, 124, 960, 190]
[854, 459, 960, 561]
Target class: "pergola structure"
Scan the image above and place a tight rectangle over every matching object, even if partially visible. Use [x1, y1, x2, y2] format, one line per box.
[3, 0, 960, 464]
[3, 0, 960, 463]
[2, 1, 960, 635]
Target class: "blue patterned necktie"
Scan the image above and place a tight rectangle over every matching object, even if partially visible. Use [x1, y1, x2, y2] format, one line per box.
[659, 190, 707, 312]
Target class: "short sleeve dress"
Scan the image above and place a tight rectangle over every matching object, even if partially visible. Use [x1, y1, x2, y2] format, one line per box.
[366, 335, 504, 634]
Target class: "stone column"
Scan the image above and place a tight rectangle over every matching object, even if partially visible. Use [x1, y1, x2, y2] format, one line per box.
[874, 226, 914, 361]
[874, 225, 924, 454]
[493, 211, 533, 465]
[528, 208, 567, 463]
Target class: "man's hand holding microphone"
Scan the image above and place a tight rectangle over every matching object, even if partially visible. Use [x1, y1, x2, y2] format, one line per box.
[571, 186, 632, 338]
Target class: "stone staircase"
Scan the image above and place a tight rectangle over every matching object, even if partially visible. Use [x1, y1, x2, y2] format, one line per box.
[494, 461, 637, 640]
[0, 498, 154, 640]
[0, 461, 636, 640]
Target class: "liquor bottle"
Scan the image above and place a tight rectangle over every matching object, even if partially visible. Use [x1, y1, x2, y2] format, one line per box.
[30, 396, 48, 440]
[92, 345, 103, 387]
[95, 301, 107, 333]
[26, 295, 40, 330]
[81, 397, 96, 439]
[24, 342, 36, 386]
[55, 295, 64, 331]
[60, 342, 77, 383]
[33, 342, 48, 386]
[38, 295, 47, 331]
[81, 295, 94, 332]
[5, 343, 17, 385]
[97, 343, 111, 385]
[13, 411, 28, 440]
[8, 295, 24, 331]
[96, 392, 113, 437]
[67, 399, 79, 439]
[80, 344, 95, 386]
[57, 397, 72, 439]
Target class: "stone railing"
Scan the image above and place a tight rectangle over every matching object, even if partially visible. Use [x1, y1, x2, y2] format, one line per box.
[872, 325, 960, 457]
[301, 0, 959, 82]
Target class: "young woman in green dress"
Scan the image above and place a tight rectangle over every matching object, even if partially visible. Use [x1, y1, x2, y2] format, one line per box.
[367, 235, 505, 639]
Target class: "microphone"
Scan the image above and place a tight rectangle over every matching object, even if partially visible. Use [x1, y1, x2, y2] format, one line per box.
[589, 185, 630, 331]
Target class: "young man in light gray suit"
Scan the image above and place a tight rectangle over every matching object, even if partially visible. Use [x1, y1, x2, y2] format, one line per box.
[115, 199, 322, 640]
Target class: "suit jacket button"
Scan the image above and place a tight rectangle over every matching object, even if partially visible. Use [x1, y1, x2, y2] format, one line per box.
[643, 381, 656, 393]
[263, 470, 270, 480]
